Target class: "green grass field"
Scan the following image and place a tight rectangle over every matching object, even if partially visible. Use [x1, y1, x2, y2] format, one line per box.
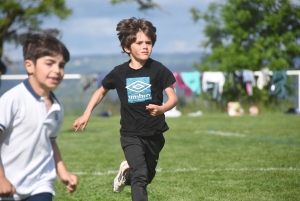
[54, 114, 300, 201]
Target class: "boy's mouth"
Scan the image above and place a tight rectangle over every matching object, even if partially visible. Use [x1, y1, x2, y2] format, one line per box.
[49, 77, 61, 83]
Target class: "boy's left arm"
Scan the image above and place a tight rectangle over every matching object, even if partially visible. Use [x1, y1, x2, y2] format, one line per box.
[146, 85, 178, 116]
[51, 140, 78, 193]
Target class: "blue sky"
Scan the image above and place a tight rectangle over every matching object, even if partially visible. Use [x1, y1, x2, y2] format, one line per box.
[4, 0, 217, 60]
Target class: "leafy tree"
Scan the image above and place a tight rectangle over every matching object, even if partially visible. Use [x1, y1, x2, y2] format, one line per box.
[0, 0, 72, 72]
[191, 0, 300, 72]
[191, 0, 300, 108]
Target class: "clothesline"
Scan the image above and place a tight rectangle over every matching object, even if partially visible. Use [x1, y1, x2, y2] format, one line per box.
[253, 70, 300, 76]
[2, 70, 299, 80]
[2, 70, 300, 109]
[1, 70, 300, 80]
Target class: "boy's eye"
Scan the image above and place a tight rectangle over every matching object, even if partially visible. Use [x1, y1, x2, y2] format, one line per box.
[59, 62, 66, 69]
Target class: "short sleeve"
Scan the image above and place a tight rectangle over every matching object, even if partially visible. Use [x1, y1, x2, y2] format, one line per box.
[161, 67, 176, 90]
[102, 69, 116, 89]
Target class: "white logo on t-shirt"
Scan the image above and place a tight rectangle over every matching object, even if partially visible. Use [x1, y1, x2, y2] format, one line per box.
[126, 77, 152, 103]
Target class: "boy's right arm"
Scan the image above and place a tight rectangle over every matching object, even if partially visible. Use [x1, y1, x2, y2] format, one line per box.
[73, 86, 109, 131]
[0, 130, 16, 198]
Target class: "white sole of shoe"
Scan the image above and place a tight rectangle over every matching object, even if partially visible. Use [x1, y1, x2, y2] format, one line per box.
[112, 161, 128, 193]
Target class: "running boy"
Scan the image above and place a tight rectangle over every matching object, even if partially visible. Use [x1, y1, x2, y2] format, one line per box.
[0, 60, 7, 90]
[0, 32, 78, 201]
[73, 17, 178, 201]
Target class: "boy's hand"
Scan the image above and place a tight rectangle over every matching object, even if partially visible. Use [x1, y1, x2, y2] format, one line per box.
[0, 177, 16, 197]
[146, 104, 164, 116]
[73, 115, 89, 131]
[60, 172, 78, 193]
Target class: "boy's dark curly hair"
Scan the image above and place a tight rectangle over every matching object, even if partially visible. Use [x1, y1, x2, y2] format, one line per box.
[116, 17, 156, 54]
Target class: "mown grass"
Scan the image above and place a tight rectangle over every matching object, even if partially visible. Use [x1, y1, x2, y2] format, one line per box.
[54, 113, 300, 201]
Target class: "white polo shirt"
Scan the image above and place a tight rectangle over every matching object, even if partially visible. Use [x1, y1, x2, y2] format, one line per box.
[0, 79, 64, 200]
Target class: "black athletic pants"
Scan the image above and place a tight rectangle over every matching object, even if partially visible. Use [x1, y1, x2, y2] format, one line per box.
[121, 134, 165, 201]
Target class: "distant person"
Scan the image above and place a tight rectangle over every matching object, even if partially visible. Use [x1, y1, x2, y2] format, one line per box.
[73, 17, 178, 201]
[0, 32, 78, 201]
[0, 59, 7, 90]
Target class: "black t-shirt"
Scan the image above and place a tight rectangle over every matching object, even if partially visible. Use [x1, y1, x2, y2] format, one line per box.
[0, 60, 7, 75]
[102, 58, 176, 137]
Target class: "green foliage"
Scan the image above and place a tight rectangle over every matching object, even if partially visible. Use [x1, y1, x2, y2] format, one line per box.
[0, 0, 72, 57]
[53, 114, 300, 200]
[190, 0, 300, 104]
[191, 0, 300, 72]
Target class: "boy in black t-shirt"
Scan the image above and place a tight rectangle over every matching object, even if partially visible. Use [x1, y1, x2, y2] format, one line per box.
[0, 60, 7, 90]
[73, 17, 178, 201]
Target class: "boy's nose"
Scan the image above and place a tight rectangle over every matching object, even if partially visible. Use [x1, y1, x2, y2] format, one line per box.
[53, 65, 61, 72]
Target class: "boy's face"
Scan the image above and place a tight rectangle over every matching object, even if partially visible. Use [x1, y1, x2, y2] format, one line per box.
[125, 31, 153, 63]
[25, 54, 66, 93]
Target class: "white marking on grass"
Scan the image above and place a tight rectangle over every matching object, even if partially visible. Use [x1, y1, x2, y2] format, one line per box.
[174, 168, 198, 172]
[71, 167, 300, 176]
[209, 167, 300, 172]
[72, 170, 118, 175]
[195, 130, 247, 137]
[195, 130, 298, 146]
[71, 172, 87, 175]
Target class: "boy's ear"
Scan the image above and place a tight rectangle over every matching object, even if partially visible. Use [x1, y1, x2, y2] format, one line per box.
[25, 60, 35, 74]
[124, 47, 131, 54]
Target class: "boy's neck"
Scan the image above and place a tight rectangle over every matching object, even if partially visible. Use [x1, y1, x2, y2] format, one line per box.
[28, 78, 54, 112]
[129, 59, 148, 70]
[28, 77, 51, 99]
